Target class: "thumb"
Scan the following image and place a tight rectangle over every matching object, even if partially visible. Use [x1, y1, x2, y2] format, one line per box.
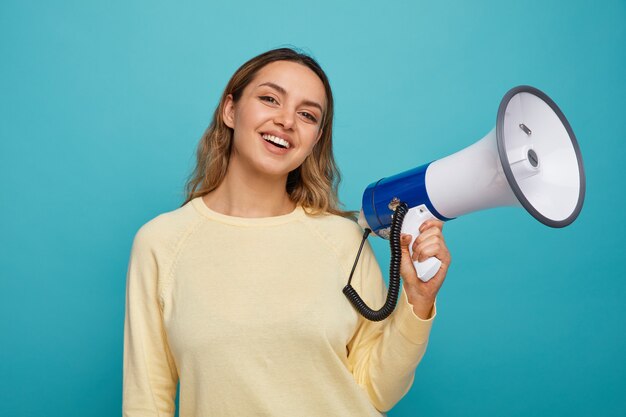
[399, 233, 419, 283]
[400, 233, 413, 252]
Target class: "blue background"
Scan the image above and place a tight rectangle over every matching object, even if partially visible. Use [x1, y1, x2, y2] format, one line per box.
[1, 1, 625, 416]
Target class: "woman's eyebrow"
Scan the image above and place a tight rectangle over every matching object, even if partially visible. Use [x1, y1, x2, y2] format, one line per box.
[257, 82, 324, 114]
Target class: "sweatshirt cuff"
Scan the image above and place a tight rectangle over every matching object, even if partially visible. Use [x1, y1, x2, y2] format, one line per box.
[392, 287, 436, 345]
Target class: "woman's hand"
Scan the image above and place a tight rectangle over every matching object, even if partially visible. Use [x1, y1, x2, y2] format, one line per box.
[399, 219, 451, 319]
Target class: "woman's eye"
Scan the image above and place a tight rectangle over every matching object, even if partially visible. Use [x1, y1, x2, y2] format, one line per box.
[259, 96, 278, 104]
[300, 112, 318, 123]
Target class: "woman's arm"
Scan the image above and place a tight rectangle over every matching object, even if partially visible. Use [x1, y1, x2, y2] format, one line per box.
[345, 221, 450, 412]
[123, 226, 179, 417]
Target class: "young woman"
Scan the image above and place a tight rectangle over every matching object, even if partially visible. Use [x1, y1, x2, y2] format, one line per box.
[123, 48, 451, 417]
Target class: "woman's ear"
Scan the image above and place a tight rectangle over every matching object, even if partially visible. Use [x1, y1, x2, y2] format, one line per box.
[223, 94, 235, 128]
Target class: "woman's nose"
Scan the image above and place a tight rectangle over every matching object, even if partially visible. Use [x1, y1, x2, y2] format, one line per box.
[274, 108, 295, 130]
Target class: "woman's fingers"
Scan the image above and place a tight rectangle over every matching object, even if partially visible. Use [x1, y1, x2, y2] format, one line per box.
[419, 219, 444, 233]
[413, 227, 440, 247]
[415, 241, 443, 262]
[401, 219, 451, 268]
[412, 224, 449, 263]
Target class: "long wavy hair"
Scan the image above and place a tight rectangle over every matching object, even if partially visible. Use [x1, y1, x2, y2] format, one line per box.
[182, 47, 354, 218]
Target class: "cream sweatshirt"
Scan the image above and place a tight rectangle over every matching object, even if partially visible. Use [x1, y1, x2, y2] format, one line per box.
[122, 197, 436, 417]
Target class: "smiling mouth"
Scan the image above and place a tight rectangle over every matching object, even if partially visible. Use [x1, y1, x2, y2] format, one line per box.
[262, 133, 291, 149]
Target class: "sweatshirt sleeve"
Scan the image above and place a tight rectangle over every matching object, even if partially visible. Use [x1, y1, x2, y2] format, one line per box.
[123, 226, 179, 417]
[346, 240, 436, 413]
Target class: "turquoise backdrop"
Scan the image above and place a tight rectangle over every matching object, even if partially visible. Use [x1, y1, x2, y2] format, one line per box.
[1, 1, 624, 416]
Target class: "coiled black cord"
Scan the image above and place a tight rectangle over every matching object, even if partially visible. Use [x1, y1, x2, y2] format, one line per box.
[343, 202, 408, 321]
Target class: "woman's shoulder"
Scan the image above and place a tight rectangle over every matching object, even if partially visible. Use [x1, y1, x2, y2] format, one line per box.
[131, 199, 201, 252]
[301, 209, 365, 247]
[300, 209, 377, 270]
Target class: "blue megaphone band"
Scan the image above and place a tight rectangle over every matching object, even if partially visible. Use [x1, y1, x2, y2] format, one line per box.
[361, 162, 453, 235]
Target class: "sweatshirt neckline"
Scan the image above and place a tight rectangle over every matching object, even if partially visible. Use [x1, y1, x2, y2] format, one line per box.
[191, 196, 305, 226]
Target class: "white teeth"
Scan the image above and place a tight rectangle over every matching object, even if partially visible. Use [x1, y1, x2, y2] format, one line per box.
[262, 134, 290, 149]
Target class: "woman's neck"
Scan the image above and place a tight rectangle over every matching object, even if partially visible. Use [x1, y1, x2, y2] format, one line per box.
[202, 166, 296, 218]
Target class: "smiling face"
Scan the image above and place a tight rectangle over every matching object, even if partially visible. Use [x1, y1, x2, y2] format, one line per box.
[222, 60, 327, 181]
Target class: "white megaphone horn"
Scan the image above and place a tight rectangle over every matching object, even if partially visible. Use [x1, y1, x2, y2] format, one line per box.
[358, 85, 586, 283]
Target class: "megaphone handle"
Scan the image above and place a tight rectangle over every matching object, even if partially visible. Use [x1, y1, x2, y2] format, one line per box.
[400, 205, 442, 282]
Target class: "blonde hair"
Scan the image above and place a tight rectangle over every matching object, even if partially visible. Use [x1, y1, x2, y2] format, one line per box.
[182, 48, 354, 218]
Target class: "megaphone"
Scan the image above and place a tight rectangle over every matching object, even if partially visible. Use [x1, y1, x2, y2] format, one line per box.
[344, 85, 586, 321]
